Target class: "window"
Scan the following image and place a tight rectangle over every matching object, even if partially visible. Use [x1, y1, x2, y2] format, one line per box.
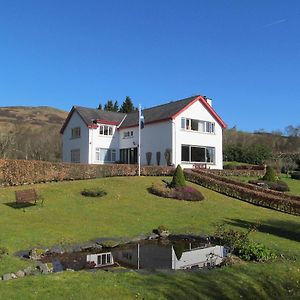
[123, 131, 134, 138]
[181, 145, 215, 163]
[71, 149, 80, 163]
[181, 118, 215, 133]
[97, 253, 112, 266]
[99, 125, 113, 136]
[95, 148, 116, 162]
[71, 127, 81, 138]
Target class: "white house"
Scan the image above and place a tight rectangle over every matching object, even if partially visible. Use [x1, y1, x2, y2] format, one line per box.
[60, 95, 227, 169]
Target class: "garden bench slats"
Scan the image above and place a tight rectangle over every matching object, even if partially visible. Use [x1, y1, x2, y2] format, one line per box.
[15, 189, 42, 205]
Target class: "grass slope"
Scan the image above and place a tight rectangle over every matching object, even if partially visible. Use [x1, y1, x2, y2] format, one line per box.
[0, 176, 299, 299]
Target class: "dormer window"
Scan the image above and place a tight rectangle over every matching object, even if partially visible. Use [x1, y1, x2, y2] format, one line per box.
[71, 127, 81, 139]
[99, 125, 113, 136]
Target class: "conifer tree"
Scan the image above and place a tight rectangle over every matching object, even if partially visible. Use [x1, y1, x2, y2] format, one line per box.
[119, 96, 135, 113]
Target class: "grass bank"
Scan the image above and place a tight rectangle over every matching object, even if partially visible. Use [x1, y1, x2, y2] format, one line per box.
[0, 176, 299, 299]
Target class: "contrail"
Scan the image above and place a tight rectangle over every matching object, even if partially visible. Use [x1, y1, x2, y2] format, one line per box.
[264, 19, 287, 28]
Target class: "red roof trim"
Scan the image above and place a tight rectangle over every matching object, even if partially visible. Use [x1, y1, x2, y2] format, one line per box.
[171, 96, 227, 129]
[94, 119, 119, 126]
[119, 117, 171, 130]
[60, 107, 86, 134]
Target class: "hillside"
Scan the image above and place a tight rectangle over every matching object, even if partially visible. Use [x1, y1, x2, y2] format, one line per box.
[0, 106, 68, 132]
[0, 106, 68, 161]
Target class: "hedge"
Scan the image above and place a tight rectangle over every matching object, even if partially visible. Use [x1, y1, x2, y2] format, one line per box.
[0, 159, 174, 186]
[184, 169, 300, 216]
[209, 169, 265, 177]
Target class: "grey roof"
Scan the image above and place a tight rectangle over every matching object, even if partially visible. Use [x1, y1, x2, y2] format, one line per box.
[75, 106, 126, 125]
[61, 95, 202, 133]
[120, 96, 199, 128]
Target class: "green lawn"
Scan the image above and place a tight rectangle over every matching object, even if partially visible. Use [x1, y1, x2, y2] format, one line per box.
[0, 176, 299, 299]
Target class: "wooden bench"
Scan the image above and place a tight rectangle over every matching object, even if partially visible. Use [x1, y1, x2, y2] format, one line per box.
[193, 163, 207, 169]
[15, 189, 43, 206]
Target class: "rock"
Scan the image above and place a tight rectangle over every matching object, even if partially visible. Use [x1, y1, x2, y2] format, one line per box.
[29, 248, 47, 260]
[66, 268, 75, 272]
[49, 245, 64, 254]
[159, 230, 170, 238]
[101, 240, 120, 248]
[11, 273, 17, 279]
[147, 233, 159, 240]
[24, 266, 34, 276]
[15, 270, 25, 278]
[2, 273, 14, 281]
[36, 261, 49, 274]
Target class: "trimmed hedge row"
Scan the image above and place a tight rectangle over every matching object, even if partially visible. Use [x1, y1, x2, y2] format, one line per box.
[209, 169, 265, 177]
[184, 169, 300, 216]
[0, 159, 174, 186]
[192, 169, 300, 202]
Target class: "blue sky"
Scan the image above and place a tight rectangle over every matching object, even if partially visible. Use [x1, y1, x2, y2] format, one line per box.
[0, 0, 299, 132]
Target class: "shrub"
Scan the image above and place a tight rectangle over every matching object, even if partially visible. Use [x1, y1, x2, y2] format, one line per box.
[291, 171, 300, 180]
[248, 180, 289, 192]
[185, 169, 300, 216]
[238, 242, 277, 261]
[0, 246, 8, 259]
[81, 188, 107, 197]
[262, 166, 276, 182]
[149, 182, 204, 201]
[214, 225, 276, 262]
[170, 165, 186, 188]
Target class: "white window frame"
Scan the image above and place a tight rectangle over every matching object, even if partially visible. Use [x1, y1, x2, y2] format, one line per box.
[95, 148, 116, 162]
[181, 145, 215, 164]
[181, 118, 215, 134]
[123, 131, 134, 139]
[96, 252, 113, 266]
[99, 125, 114, 136]
[71, 127, 81, 139]
[70, 149, 80, 163]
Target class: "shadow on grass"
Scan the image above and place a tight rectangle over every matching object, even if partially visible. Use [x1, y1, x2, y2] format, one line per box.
[131, 264, 297, 300]
[225, 218, 300, 243]
[3, 202, 36, 209]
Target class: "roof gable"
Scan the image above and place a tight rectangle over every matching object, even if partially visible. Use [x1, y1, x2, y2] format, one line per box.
[60, 95, 226, 134]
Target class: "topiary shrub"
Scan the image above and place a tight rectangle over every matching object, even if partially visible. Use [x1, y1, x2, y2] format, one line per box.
[291, 171, 300, 180]
[262, 166, 276, 182]
[170, 165, 186, 188]
[81, 188, 107, 197]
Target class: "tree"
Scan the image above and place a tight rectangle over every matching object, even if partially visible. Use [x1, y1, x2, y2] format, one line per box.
[97, 104, 103, 110]
[119, 96, 135, 113]
[104, 100, 114, 111]
[113, 101, 119, 112]
[170, 165, 186, 188]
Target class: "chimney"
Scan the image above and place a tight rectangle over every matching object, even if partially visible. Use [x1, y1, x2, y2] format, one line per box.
[203, 96, 212, 107]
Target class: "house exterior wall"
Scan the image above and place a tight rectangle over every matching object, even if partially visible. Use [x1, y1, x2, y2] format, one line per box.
[173, 100, 223, 169]
[62, 111, 90, 164]
[119, 121, 173, 166]
[171, 245, 227, 270]
[88, 125, 119, 164]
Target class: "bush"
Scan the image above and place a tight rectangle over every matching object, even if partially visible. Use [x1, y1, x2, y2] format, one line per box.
[214, 225, 276, 262]
[262, 166, 276, 182]
[170, 165, 186, 188]
[291, 171, 300, 180]
[248, 180, 289, 192]
[185, 169, 300, 216]
[149, 182, 204, 201]
[81, 188, 107, 197]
